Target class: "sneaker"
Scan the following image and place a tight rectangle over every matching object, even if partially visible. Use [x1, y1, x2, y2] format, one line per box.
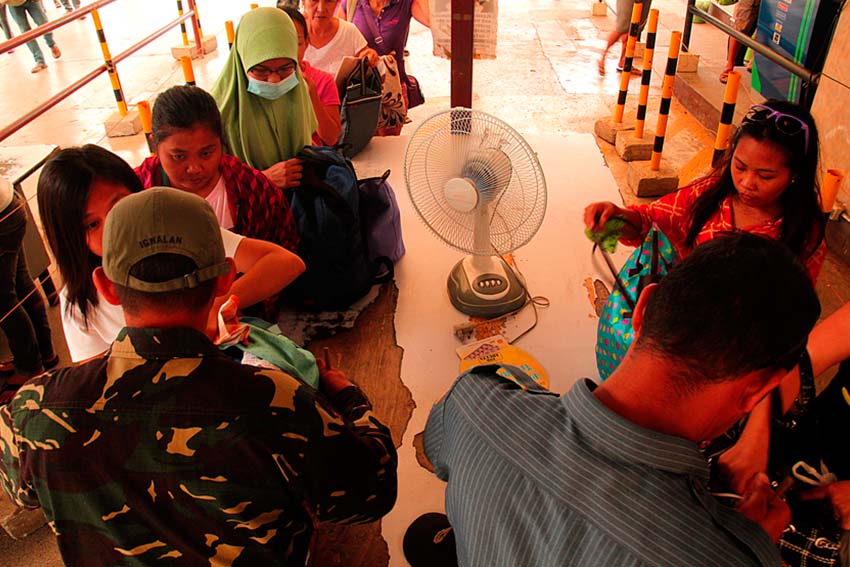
[31, 62, 47, 73]
[51, 45, 61, 59]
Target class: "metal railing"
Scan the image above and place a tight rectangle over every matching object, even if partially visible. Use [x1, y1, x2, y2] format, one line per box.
[681, 0, 819, 106]
[0, 0, 203, 142]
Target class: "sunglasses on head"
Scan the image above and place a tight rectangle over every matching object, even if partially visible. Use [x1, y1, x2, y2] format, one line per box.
[742, 104, 810, 153]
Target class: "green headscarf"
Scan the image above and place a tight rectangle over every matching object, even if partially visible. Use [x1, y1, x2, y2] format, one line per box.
[211, 7, 317, 170]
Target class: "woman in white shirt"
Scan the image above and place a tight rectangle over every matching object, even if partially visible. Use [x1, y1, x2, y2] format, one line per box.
[37, 145, 305, 362]
[302, 0, 378, 75]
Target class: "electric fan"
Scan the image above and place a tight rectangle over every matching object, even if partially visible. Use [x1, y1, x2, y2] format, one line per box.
[404, 108, 547, 318]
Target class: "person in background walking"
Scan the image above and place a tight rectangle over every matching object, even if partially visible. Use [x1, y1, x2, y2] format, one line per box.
[8, 0, 61, 73]
[0, 4, 15, 51]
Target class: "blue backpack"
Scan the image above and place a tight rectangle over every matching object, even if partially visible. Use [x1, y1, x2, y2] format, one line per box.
[596, 226, 678, 380]
[285, 146, 393, 311]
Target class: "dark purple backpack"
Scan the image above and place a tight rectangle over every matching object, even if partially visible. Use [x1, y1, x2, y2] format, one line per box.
[358, 169, 405, 263]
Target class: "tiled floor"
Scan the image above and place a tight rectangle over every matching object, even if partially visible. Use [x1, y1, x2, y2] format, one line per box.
[0, 0, 847, 566]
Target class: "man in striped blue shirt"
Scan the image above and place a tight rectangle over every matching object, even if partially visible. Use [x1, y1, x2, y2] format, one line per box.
[425, 233, 820, 566]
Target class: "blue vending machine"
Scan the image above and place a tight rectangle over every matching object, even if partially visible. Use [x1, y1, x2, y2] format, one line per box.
[752, 0, 840, 103]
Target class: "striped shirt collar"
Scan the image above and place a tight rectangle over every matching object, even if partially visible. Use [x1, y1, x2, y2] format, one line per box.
[563, 379, 710, 483]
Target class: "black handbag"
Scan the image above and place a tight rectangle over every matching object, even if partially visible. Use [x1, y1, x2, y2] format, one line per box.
[337, 57, 382, 158]
[354, 0, 425, 110]
[772, 356, 850, 567]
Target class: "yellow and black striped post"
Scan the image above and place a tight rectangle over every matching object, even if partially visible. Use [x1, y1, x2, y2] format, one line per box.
[137, 101, 155, 155]
[712, 70, 741, 166]
[91, 9, 128, 116]
[225, 21, 235, 51]
[650, 31, 681, 171]
[176, 0, 189, 46]
[634, 9, 659, 139]
[613, 0, 643, 124]
[193, 0, 205, 39]
[181, 56, 196, 86]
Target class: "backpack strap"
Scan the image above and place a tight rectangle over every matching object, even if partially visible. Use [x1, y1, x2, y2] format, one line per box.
[372, 256, 394, 283]
[594, 243, 636, 312]
[357, 0, 390, 55]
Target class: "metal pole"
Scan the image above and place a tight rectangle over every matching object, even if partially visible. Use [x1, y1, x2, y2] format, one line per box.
[0, 11, 200, 142]
[181, 55, 196, 86]
[682, 0, 695, 51]
[176, 0, 189, 46]
[137, 101, 155, 155]
[225, 20, 235, 51]
[613, 0, 643, 124]
[0, 0, 119, 54]
[186, 0, 203, 57]
[91, 8, 128, 116]
[712, 71, 741, 166]
[634, 8, 658, 138]
[651, 31, 681, 171]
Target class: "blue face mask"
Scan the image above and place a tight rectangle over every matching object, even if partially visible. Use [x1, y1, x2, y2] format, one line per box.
[246, 73, 300, 100]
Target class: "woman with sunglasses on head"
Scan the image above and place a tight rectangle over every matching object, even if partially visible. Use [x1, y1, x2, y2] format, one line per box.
[211, 8, 318, 190]
[38, 145, 304, 363]
[584, 99, 826, 281]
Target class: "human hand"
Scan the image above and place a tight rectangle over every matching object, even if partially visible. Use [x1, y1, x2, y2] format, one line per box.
[716, 439, 769, 495]
[316, 357, 354, 396]
[264, 159, 304, 190]
[206, 295, 227, 339]
[361, 48, 380, 67]
[583, 201, 623, 233]
[799, 481, 850, 530]
[737, 473, 791, 541]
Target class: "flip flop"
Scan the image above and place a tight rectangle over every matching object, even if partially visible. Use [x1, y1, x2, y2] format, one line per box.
[598, 60, 606, 76]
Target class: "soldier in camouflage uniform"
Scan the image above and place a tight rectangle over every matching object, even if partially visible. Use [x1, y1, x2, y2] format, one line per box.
[0, 187, 397, 566]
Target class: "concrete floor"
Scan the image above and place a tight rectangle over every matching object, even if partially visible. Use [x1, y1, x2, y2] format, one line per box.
[0, 0, 848, 566]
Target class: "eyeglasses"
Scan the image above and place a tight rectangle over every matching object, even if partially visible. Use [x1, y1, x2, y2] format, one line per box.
[742, 104, 810, 153]
[248, 63, 296, 81]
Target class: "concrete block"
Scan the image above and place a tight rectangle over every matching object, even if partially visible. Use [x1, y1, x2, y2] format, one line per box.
[628, 160, 680, 197]
[615, 129, 655, 161]
[677, 52, 700, 73]
[170, 35, 218, 60]
[103, 109, 142, 138]
[0, 496, 47, 540]
[591, 1, 608, 16]
[594, 116, 635, 145]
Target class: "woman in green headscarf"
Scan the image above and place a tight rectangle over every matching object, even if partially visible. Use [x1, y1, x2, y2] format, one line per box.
[211, 7, 318, 189]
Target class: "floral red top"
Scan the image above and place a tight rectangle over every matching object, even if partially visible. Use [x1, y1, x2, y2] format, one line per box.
[136, 154, 299, 253]
[623, 176, 825, 282]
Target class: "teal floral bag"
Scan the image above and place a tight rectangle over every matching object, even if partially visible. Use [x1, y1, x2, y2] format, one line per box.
[596, 226, 678, 380]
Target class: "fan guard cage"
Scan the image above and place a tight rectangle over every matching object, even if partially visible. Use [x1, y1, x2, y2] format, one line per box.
[404, 108, 547, 255]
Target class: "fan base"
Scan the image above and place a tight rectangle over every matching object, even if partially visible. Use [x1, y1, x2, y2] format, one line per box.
[447, 256, 527, 318]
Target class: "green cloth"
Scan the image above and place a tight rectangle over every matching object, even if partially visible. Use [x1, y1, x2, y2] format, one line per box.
[211, 7, 317, 171]
[585, 217, 627, 253]
[235, 317, 320, 389]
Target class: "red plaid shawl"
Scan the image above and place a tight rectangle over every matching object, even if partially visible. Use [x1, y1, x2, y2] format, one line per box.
[623, 176, 825, 282]
[136, 154, 299, 252]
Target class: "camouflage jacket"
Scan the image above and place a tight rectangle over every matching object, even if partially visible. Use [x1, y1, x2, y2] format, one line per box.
[0, 327, 397, 567]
